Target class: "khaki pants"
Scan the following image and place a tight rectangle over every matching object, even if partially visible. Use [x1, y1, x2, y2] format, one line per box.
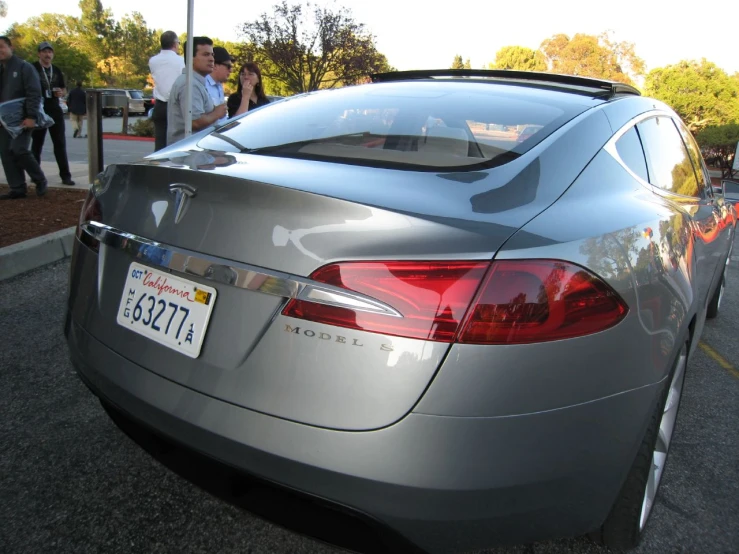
[71, 113, 85, 136]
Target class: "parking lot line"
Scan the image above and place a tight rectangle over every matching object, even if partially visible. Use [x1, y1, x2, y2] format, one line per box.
[699, 341, 739, 379]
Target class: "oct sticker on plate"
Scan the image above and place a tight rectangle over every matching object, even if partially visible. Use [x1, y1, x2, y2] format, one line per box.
[116, 262, 217, 358]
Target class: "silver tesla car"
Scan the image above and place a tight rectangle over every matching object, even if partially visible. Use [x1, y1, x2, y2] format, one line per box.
[66, 69, 736, 553]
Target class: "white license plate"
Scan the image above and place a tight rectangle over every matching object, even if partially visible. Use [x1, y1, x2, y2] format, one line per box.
[116, 262, 217, 358]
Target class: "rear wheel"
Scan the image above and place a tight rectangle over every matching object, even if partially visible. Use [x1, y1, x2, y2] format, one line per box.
[592, 341, 688, 549]
[706, 270, 725, 319]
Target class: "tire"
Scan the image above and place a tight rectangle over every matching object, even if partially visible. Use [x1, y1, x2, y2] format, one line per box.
[592, 341, 688, 550]
[706, 270, 725, 319]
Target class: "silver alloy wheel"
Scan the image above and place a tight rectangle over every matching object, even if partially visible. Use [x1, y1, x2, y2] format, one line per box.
[639, 345, 687, 530]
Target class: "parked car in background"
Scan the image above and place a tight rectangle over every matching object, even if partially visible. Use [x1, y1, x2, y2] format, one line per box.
[516, 123, 543, 143]
[94, 88, 146, 117]
[721, 179, 739, 207]
[67, 69, 736, 554]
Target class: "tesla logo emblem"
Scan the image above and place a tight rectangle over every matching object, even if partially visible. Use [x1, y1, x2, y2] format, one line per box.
[169, 183, 197, 224]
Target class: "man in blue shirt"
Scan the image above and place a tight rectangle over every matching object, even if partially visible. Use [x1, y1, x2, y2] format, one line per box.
[205, 47, 233, 127]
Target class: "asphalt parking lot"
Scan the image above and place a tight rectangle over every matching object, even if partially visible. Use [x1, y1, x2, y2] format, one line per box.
[1, 247, 737, 554]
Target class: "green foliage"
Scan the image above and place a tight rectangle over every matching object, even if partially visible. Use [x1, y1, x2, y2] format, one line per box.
[128, 117, 154, 137]
[539, 31, 644, 84]
[3, 2, 158, 88]
[695, 123, 739, 178]
[644, 60, 739, 132]
[450, 55, 470, 70]
[238, 1, 392, 94]
[5, 14, 95, 85]
[116, 13, 159, 87]
[490, 46, 546, 71]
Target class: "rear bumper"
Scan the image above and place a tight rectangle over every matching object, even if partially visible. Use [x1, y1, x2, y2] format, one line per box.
[66, 313, 662, 553]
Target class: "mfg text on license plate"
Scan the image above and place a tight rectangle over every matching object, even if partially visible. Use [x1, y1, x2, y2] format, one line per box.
[116, 262, 217, 358]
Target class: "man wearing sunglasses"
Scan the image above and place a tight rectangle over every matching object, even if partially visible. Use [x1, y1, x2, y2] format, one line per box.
[205, 47, 234, 126]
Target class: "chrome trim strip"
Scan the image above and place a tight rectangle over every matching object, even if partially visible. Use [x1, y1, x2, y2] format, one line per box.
[81, 221, 402, 318]
[602, 110, 672, 190]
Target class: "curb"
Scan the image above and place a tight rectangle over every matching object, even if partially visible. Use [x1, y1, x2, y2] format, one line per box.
[102, 134, 154, 142]
[0, 226, 76, 281]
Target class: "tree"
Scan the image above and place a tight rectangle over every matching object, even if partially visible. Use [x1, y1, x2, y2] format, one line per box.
[111, 12, 159, 87]
[644, 59, 739, 132]
[695, 124, 739, 178]
[4, 14, 96, 85]
[78, 0, 119, 85]
[489, 46, 546, 71]
[450, 55, 471, 69]
[540, 31, 644, 85]
[238, 1, 392, 94]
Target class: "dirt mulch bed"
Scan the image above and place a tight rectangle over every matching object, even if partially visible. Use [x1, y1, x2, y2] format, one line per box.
[0, 184, 88, 248]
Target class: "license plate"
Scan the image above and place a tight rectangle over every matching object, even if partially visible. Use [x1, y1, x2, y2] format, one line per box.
[116, 262, 217, 358]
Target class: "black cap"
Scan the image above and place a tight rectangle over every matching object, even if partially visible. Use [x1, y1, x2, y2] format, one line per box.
[38, 41, 54, 52]
[213, 46, 234, 65]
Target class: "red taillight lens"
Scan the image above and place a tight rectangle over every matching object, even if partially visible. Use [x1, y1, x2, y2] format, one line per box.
[282, 261, 489, 342]
[457, 260, 628, 344]
[76, 189, 102, 251]
[283, 259, 628, 344]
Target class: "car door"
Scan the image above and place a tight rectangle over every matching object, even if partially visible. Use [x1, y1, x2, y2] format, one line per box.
[674, 119, 734, 289]
[636, 115, 724, 310]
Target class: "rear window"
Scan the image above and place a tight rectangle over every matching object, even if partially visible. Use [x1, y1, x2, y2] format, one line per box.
[202, 81, 591, 171]
[128, 90, 143, 99]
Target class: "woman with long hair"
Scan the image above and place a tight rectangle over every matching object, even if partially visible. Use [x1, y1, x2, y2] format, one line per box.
[227, 62, 270, 118]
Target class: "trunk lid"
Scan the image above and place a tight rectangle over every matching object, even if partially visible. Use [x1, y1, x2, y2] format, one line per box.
[81, 149, 559, 430]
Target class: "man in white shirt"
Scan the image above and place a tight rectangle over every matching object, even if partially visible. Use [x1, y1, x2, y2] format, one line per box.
[205, 47, 233, 127]
[148, 31, 184, 151]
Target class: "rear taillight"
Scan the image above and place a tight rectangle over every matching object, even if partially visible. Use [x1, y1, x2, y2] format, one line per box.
[457, 260, 628, 344]
[283, 259, 628, 344]
[282, 262, 489, 342]
[76, 189, 102, 252]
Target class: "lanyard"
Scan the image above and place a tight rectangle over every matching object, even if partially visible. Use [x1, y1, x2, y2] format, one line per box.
[41, 65, 53, 89]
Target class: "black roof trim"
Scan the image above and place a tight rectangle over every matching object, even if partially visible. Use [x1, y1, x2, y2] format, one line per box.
[370, 69, 641, 97]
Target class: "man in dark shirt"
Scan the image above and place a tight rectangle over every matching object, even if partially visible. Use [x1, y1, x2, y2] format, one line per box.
[0, 35, 48, 199]
[32, 41, 74, 186]
[68, 81, 87, 138]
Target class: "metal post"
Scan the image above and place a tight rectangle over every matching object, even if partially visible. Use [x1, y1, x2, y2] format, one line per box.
[121, 103, 129, 135]
[87, 90, 103, 183]
[184, 0, 195, 137]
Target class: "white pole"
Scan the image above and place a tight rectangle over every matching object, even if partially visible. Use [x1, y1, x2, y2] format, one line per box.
[184, 0, 195, 137]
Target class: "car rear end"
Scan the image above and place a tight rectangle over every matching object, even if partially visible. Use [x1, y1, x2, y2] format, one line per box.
[126, 89, 146, 115]
[66, 76, 671, 552]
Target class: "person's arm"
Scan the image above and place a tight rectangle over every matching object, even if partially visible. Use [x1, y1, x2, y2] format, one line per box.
[21, 61, 42, 124]
[231, 92, 251, 118]
[192, 104, 227, 130]
[231, 72, 255, 118]
[190, 87, 226, 131]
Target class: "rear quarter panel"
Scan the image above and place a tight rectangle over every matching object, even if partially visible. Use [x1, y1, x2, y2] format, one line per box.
[416, 148, 696, 417]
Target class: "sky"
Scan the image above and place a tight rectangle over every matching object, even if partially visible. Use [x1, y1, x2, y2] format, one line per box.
[3, 0, 738, 75]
